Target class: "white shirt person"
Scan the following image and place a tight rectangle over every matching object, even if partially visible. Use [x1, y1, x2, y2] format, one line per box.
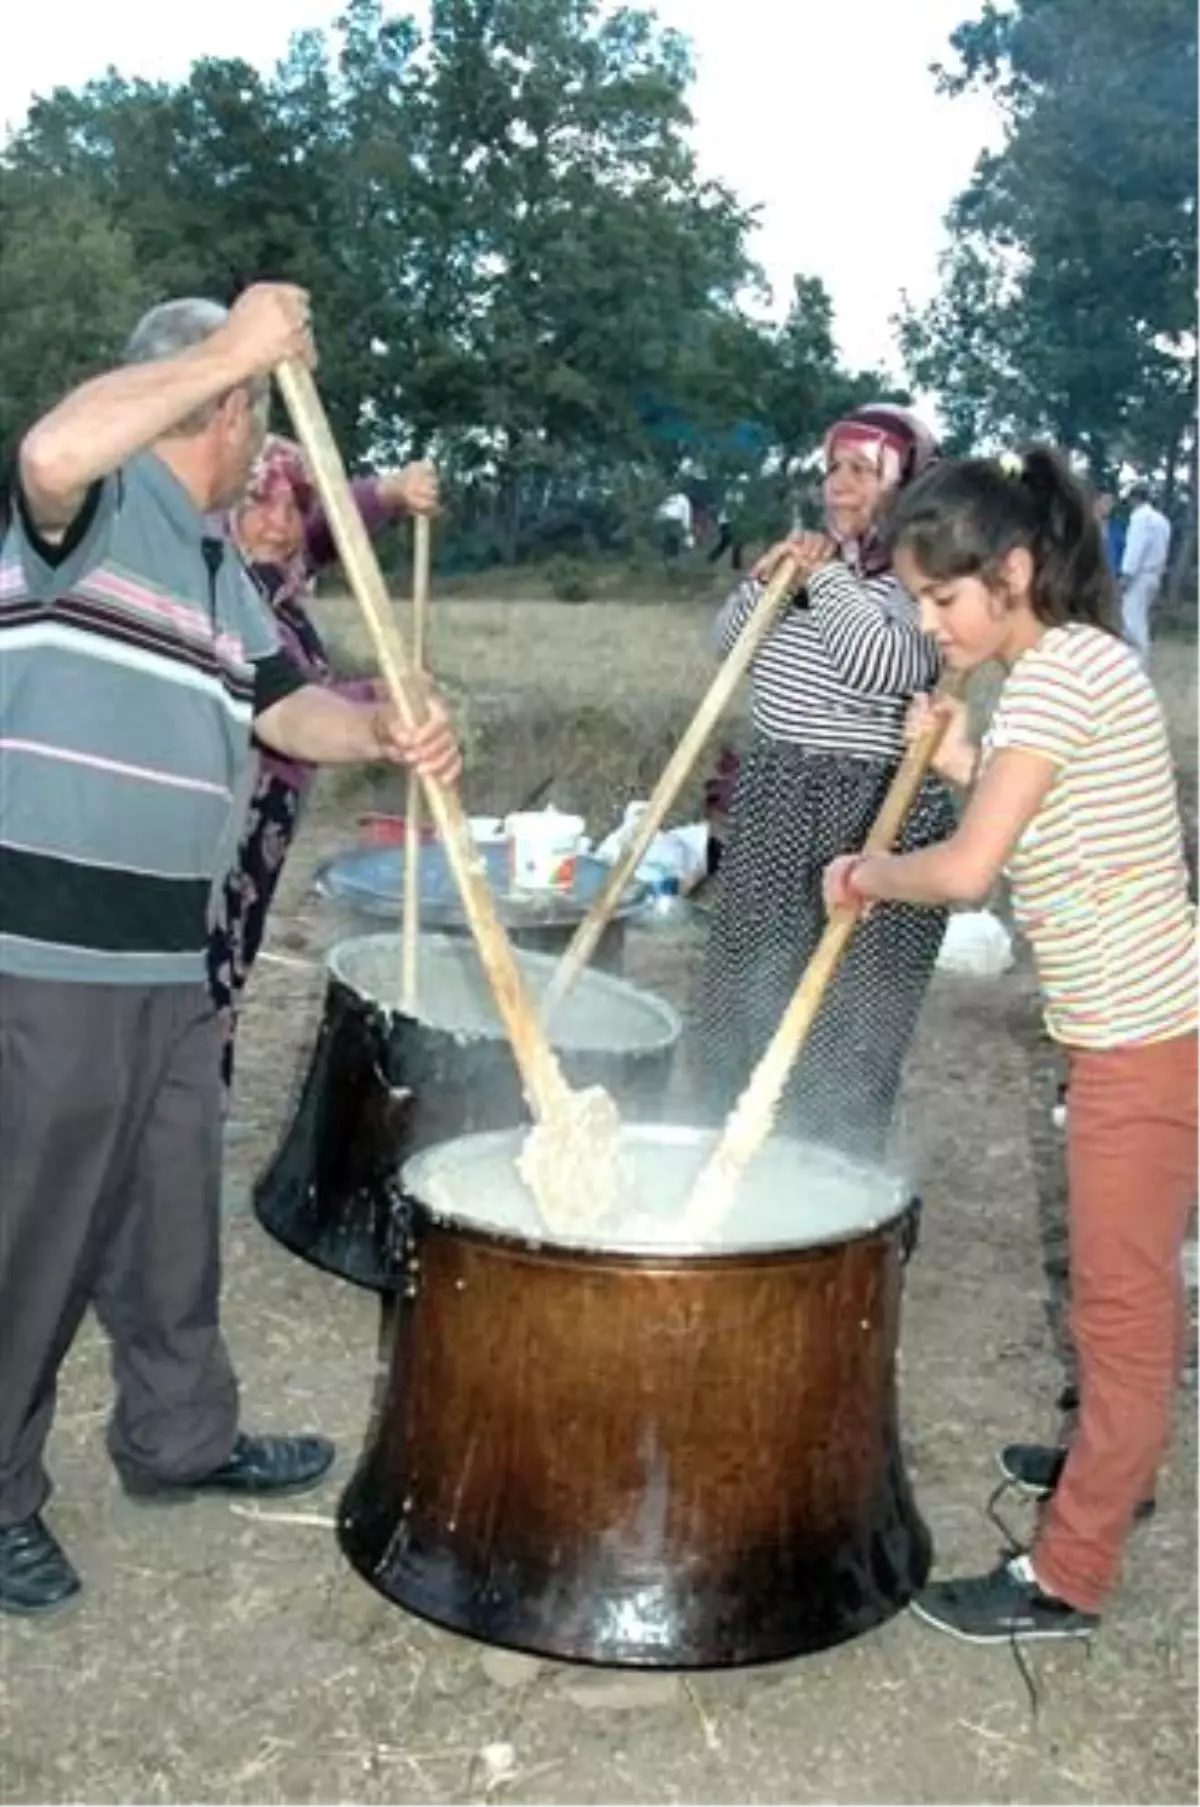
[1120, 488, 1172, 660]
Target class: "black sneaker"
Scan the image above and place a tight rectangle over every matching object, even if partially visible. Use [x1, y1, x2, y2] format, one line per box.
[122, 1432, 335, 1503]
[998, 1442, 1066, 1498]
[0, 1515, 82, 1617]
[911, 1554, 1098, 1644]
[998, 1442, 1156, 1520]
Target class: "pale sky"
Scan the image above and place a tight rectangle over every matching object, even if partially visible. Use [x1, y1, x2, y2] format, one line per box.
[0, 0, 1003, 379]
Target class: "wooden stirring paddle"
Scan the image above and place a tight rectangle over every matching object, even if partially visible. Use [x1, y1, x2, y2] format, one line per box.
[681, 672, 967, 1243]
[541, 550, 806, 1024]
[401, 514, 431, 1012]
[275, 361, 626, 1231]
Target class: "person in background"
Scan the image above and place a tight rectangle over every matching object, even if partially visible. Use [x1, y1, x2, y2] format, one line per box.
[693, 403, 955, 1163]
[210, 438, 437, 1095]
[1120, 481, 1172, 662]
[1093, 489, 1126, 575]
[706, 477, 747, 572]
[0, 284, 462, 1617]
[654, 486, 694, 558]
[825, 446, 1196, 1645]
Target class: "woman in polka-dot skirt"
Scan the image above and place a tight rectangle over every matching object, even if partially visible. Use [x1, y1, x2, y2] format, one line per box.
[692, 405, 957, 1164]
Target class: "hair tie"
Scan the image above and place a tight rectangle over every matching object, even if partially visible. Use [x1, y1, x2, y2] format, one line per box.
[996, 449, 1024, 479]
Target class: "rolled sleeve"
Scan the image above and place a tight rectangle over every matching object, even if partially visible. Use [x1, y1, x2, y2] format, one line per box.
[252, 650, 310, 718]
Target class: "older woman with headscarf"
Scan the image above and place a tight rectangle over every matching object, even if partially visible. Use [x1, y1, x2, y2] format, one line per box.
[208, 437, 437, 1094]
[693, 402, 957, 1163]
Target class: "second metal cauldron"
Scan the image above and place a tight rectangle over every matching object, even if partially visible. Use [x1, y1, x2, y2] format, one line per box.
[337, 1125, 930, 1669]
[252, 934, 681, 1291]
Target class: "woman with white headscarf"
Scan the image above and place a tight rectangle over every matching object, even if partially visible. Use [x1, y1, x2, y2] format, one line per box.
[693, 403, 956, 1162]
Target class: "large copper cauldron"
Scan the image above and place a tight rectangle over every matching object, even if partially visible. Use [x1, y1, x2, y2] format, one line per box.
[253, 935, 680, 1292]
[337, 1125, 930, 1668]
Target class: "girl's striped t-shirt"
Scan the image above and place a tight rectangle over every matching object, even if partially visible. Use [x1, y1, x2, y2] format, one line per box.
[984, 622, 1196, 1049]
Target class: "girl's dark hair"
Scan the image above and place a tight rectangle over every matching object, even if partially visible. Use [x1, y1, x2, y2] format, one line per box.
[886, 445, 1119, 632]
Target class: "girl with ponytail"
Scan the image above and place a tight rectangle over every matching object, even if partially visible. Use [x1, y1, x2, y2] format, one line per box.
[824, 446, 1197, 1646]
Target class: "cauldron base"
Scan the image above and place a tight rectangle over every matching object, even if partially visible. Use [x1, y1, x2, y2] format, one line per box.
[336, 1125, 931, 1669]
[336, 1438, 932, 1670]
[332, 1120, 932, 1669]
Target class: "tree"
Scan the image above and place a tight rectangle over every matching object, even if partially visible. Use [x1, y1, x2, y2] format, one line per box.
[403, 0, 760, 553]
[0, 0, 878, 564]
[767, 277, 906, 477]
[0, 173, 150, 456]
[900, 0, 1197, 494]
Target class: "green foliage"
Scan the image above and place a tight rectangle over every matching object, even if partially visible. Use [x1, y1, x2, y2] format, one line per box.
[546, 555, 592, 602]
[0, 175, 151, 457]
[900, 0, 1197, 495]
[0, 0, 872, 556]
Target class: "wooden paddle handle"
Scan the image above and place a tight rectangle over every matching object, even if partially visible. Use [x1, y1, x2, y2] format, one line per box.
[275, 361, 569, 1118]
[401, 515, 431, 1010]
[683, 672, 967, 1239]
[542, 551, 805, 1021]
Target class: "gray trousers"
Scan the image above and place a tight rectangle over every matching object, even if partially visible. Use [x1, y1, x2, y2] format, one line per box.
[0, 975, 238, 1525]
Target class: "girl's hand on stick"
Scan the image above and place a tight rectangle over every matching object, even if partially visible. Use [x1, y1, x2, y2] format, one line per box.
[823, 854, 877, 918]
[906, 692, 978, 788]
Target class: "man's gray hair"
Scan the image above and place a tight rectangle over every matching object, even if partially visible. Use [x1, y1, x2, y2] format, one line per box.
[123, 297, 229, 365]
[123, 297, 269, 434]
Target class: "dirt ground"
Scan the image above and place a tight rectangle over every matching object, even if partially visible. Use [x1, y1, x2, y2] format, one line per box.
[0, 613, 1195, 1806]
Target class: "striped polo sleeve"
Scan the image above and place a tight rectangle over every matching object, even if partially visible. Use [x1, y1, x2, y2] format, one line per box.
[14, 478, 119, 601]
[989, 642, 1098, 766]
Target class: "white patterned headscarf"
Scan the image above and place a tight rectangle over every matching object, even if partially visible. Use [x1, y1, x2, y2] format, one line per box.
[824, 403, 941, 492]
[823, 403, 941, 575]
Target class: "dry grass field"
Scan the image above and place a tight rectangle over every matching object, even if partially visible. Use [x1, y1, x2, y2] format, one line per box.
[319, 590, 1198, 867]
[1, 591, 1195, 1806]
[317, 591, 728, 832]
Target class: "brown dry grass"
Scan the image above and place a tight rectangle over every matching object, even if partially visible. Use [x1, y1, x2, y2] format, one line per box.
[315, 593, 718, 712]
[314, 593, 732, 831]
[315, 592, 1198, 862]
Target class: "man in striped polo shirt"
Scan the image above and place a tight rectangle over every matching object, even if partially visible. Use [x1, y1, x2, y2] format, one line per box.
[0, 284, 462, 1616]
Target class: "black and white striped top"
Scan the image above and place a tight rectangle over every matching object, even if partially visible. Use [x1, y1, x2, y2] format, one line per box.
[713, 562, 941, 761]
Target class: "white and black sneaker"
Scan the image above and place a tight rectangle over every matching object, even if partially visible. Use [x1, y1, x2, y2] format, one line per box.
[998, 1442, 1156, 1520]
[911, 1554, 1099, 1645]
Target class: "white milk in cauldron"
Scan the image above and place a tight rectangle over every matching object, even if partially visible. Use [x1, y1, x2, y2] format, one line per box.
[403, 1125, 909, 1256]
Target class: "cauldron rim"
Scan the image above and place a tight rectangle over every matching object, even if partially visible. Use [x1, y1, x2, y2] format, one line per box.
[325, 929, 681, 1056]
[400, 1123, 910, 1264]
